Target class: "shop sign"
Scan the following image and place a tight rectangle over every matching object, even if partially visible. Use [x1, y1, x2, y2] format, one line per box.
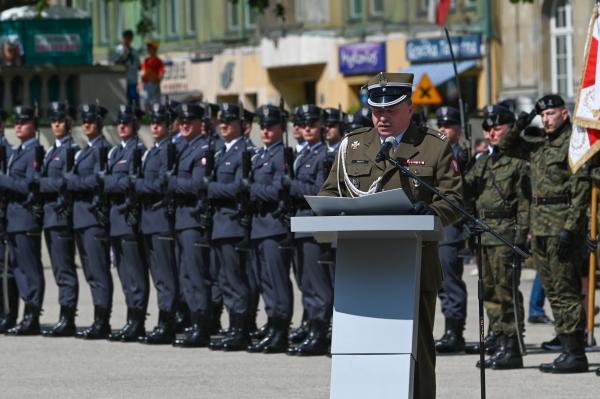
[406, 34, 481, 63]
[34, 34, 81, 53]
[339, 42, 386, 75]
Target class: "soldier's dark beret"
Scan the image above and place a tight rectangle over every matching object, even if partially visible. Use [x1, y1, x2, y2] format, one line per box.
[535, 94, 565, 113]
[257, 105, 283, 126]
[79, 104, 109, 122]
[482, 104, 515, 127]
[436, 106, 461, 126]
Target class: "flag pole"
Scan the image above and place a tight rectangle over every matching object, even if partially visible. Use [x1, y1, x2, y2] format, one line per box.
[588, 181, 598, 346]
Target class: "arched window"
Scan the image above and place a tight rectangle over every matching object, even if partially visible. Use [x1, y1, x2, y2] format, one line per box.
[550, 0, 574, 98]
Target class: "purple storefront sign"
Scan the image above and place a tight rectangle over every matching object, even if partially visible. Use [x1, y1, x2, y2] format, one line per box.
[339, 42, 386, 75]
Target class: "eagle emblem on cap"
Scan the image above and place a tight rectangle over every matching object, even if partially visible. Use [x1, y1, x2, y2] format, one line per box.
[378, 72, 388, 87]
[119, 105, 127, 112]
[182, 104, 189, 112]
[152, 104, 160, 112]
[441, 106, 448, 115]
[83, 105, 90, 112]
[302, 104, 309, 113]
[486, 105, 494, 113]
[223, 103, 229, 111]
[486, 117, 493, 126]
[347, 115, 355, 123]
[262, 107, 269, 116]
[538, 100, 545, 109]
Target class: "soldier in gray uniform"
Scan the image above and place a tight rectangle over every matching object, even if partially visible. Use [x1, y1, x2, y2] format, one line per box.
[169, 103, 213, 348]
[286, 104, 331, 356]
[434, 106, 470, 353]
[343, 107, 373, 135]
[41, 102, 81, 337]
[245, 105, 293, 354]
[207, 103, 253, 351]
[68, 104, 113, 340]
[0, 106, 44, 335]
[104, 105, 149, 342]
[323, 107, 344, 154]
[137, 103, 179, 345]
[0, 108, 19, 333]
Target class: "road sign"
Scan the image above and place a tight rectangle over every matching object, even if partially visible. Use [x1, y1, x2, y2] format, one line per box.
[412, 73, 443, 105]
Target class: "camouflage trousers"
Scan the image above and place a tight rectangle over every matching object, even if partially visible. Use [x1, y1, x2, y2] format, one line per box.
[532, 235, 585, 335]
[481, 245, 524, 336]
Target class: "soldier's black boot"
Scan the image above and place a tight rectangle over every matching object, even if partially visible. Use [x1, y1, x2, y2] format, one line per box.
[436, 318, 466, 353]
[466, 331, 499, 355]
[76, 306, 111, 340]
[541, 335, 562, 351]
[42, 306, 76, 337]
[173, 312, 210, 348]
[221, 313, 250, 352]
[263, 318, 290, 354]
[293, 319, 330, 357]
[174, 301, 191, 334]
[6, 303, 41, 336]
[108, 308, 135, 341]
[491, 334, 523, 370]
[250, 318, 272, 341]
[141, 310, 175, 345]
[476, 334, 505, 369]
[209, 303, 223, 335]
[539, 332, 589, 373]
[0, 277, 19, 333]
[289, 313, 310, 344]
[247, 318, 275, 353]
[120, 308, 146, 342]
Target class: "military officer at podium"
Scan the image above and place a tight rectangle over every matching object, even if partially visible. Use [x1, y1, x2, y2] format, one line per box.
[319, 72, 463, 399]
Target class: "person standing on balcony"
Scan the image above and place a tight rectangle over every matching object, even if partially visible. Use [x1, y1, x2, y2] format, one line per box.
[141, 40, 165, 112]
[113, 30, 141, 109]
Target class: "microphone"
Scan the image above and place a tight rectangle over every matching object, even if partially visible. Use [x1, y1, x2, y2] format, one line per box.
[375, 136, 396, 163]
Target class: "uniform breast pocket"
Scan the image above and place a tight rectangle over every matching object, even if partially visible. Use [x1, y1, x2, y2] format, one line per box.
[347, 163, 372, 177]
[218, 164, 236, 182]
[545, 153, 568, 184]
[49, 159, 65, 174]
[408, 166, 434, 197]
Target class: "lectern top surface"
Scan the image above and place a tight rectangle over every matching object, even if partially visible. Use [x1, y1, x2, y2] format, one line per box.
[305, 188, 412, 216]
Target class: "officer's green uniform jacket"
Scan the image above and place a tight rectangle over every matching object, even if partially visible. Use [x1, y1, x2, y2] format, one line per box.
[464, 150, 530, 246]
[319, 122, 463, 292]
[498, 121, 588, 236]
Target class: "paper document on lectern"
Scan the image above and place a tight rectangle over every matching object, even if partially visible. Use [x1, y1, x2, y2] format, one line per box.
[304, 188, 413, 216]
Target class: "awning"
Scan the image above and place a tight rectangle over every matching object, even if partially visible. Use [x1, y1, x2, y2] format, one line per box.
[400, 60, 479, 86]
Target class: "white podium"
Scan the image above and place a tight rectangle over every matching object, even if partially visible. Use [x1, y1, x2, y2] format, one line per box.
[291, 215, 443, 399]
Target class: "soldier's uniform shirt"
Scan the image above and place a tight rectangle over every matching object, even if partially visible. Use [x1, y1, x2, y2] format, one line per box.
[66, 135, 113, 308]
[0, 135, 13, 277]
[319, 123, 462, 399]
[499, 121, 587, 335]
[40, 136, 80, 308]
[463, 149, 529, 336]
[0, 138, 45, 307]
[136, 138, 178, 313]
[250, 141, 293, 320]
[105, 137, 149, 312]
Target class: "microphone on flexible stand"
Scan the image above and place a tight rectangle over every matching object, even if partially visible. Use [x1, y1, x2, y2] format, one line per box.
[375, 136, 396, 163]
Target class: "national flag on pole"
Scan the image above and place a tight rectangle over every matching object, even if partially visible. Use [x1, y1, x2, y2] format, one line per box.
[571, 5, 600, 172]
[435, 0, 451, 27]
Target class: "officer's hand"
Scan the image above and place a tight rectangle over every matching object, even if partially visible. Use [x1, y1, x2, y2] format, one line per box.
[516, 110, 537, 131]
[411, 201, 437, 216]
[555, 229, 574, 261]
[281, 175, 292, 189]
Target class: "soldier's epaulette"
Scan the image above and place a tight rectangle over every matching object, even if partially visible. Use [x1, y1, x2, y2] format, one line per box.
[424, 127, 447, 142]
[346, 126, 372, 137]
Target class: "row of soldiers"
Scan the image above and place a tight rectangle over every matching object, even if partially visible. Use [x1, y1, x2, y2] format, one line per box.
[0, 100, 372, 356]
[433, 95, 596, 375]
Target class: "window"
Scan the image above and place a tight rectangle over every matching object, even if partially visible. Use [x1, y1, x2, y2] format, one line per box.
[79, 0, 93, 16]
[185, 0, 196, 34]
[99, 0, 110, 44]
[244, 2, 258, 28]
[295, 0, 329, 24]
[349, 0, 364, 19]
[152, 5, 161, 38]
[167, 0, 180, 37]
[370, 0, 383, 16]
[227, 1, 239, 31]
[550, 0, 574, 98]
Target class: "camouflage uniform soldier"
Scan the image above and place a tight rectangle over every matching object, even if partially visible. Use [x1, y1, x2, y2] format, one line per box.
[464, 105, 529, 370]
[502, 94, 589, 373]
